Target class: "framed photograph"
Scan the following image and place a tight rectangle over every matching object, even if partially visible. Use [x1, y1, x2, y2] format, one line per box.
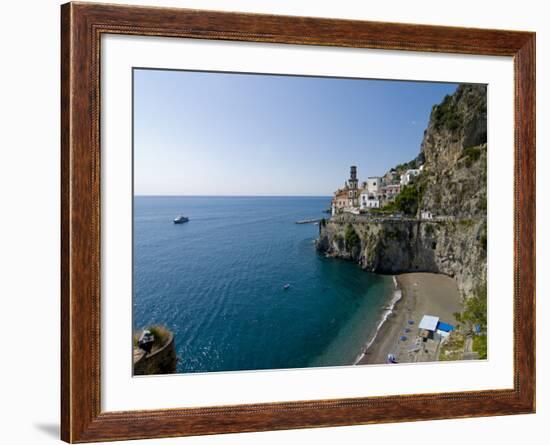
[61, 2, 535, 442]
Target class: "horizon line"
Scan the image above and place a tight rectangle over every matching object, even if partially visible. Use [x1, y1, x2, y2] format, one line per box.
[134, 194, 333, 198]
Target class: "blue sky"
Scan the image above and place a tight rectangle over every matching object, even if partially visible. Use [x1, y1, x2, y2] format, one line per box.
[134, 69, 458, 196]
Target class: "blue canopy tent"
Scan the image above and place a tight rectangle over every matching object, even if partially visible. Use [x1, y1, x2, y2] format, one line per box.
[436, 321, 454, 333]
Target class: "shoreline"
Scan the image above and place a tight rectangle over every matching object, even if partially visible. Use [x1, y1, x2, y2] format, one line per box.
[356, 272, 462, 365]
[353, 276, 402, 364]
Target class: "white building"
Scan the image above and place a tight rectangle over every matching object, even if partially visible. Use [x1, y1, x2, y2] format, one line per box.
[366, 176, 381, 195]
[419, 315, 439, 332]
[419, 314, 454, 339]
[421, 210, 433, 220]
[360, 190, 380, 209]
[366, 197, 380, 209]
[400, 168, 421, 186]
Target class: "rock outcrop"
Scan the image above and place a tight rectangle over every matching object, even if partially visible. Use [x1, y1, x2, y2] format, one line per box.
[133, 328, 177, 375]
[317, 85, 487, 298]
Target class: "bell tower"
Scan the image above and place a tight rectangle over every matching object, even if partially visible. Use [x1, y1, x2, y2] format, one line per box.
[348, 165, 359, 206]
[349, 165, 358, 190]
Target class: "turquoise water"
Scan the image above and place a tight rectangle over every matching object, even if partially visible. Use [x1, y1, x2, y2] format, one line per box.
[133, 196, 394, 373]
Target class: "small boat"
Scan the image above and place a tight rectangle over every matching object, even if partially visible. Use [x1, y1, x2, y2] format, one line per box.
[173, 215, 189, 224]
[283, 283, 290, 290]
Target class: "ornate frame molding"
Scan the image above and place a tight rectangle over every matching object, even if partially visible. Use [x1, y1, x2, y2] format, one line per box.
[61, 2, 535, 442]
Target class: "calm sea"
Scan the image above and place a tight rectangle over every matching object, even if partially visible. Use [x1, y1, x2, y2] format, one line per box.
[133, 196, 394, 373]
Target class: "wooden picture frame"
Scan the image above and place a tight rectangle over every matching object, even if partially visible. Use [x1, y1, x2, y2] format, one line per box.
[61, 2, 535, 442]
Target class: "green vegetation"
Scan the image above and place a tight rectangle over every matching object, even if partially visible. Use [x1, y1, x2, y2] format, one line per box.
[454, 283, 487, 332]
[379, 179, 426, 217]
[446, 116, 460, 131]
[473, 334, 487, 359]
[380, 201, 398, 213]
[442, 281, 487, 361]
[433, 94, 462, 131]
[394, 183, 425, 216]
[451, 283, 488, 359]
[439, 332, 466, 361]
[134, 325, 171, 348]
[133, 325, 172, 352]
[344, 224, 360, 251]
[148, 325, 171, 344]
[394, 159, 417, 173]
[460, 146, 482, 167]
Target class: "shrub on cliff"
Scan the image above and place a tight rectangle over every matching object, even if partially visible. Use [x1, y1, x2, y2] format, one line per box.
[394, 183, 424, 216]
[394, 159, 417, 174]
[460, 146, 482, 167]
[454, 283, 487, 332]
[344, 224, 360, 251]
[432, 94, 463, 131]
[473, 334, 487, 359]
[148, 325, 172, 347]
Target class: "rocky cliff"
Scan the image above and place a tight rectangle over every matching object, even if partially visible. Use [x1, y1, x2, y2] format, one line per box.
[419, 84, 487, 220]
[317, 84, 487, 298]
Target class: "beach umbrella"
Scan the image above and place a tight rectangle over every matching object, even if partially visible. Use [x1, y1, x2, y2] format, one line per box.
[400, 336, 408, 342]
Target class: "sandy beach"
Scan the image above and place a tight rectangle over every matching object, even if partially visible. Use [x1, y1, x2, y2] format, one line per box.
[357, 272, 462, 365]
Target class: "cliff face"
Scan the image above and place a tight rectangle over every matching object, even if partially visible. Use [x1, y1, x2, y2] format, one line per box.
[317, 85, 487, 298]
[317, 215, 485, 298]
[419, 85, 487, 219]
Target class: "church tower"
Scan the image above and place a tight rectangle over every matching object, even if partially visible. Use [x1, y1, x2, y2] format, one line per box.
[348, 165, 359, 207]
[349, 165, 358, 190]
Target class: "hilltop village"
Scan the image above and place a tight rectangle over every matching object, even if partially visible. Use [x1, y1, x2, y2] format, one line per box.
[319, 83, 488, 299]
[331, 164, 431, 219]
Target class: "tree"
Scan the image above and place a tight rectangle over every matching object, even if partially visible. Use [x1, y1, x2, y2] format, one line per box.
[394, 184, 423, 216]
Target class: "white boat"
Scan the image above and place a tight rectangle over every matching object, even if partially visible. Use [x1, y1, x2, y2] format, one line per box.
[173, 215, 189, 224]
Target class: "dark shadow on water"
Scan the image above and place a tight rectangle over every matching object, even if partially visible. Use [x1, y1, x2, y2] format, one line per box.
[33, 422, 59, 439]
